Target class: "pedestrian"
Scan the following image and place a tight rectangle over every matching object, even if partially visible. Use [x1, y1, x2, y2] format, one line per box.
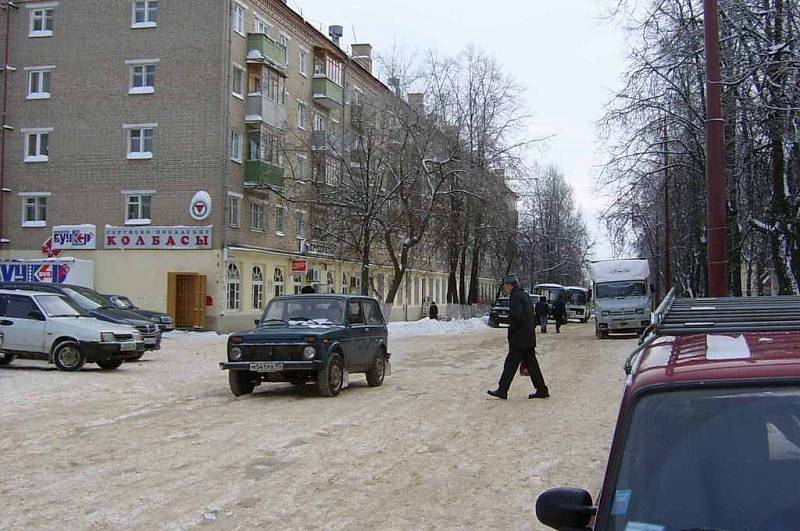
[487, 275, 550, 400]
[552, 295, 567, 334]
[429, 301, 439, 321]
[534, 295, 549, 333]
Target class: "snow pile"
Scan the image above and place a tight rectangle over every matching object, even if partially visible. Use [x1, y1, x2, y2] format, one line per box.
[388, 316, 489, 339]
[163, 330, 228, 344]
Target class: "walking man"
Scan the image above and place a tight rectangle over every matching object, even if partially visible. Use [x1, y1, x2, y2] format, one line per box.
[534, 295, 549, 333]
[487, 275, 550, 400]
[552, 295, 567, 334]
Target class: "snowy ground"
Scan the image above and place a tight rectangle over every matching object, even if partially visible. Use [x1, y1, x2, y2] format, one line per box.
[0, 321, 634, 530]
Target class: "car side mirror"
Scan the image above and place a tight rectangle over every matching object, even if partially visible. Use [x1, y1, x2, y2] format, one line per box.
[535, 487, 595, 530]
[28, 310, 45, 321]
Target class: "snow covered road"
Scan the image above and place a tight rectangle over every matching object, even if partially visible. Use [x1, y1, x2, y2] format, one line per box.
[0, 321, 634, 530]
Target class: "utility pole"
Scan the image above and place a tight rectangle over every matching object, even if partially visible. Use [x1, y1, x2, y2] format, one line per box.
[703, 0, 728, 297]
[664, 119, 673, 293]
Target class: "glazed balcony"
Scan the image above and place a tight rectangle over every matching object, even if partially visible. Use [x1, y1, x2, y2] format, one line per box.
[312, 77, 343, 109]
[244, 160, 285, 190]
[245, 94, 286, 129]
[247, 33, 287, 72]
[311, 131, 342, 153]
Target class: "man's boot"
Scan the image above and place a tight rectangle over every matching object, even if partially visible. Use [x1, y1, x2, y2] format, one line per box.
[487, 389, 507, 400]
[529, 387, 550, 399]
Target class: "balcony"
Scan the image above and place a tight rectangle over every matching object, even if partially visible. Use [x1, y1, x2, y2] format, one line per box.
[247, 33, 287, 72]
[302, 239, 336, 257]
[244, 159, 285, 190]
[312, 77, 343, 109]
[312, 131, 342, 153]
[245, 94, 286, 129]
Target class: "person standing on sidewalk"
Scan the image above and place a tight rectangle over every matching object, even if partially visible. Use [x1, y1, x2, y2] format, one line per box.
[534, 295, 549, 333]
[552, 296, 567, 334]
[487, 275, 550, 400]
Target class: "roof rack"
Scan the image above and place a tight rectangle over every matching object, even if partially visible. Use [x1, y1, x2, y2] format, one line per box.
[624, 288, 800, 374]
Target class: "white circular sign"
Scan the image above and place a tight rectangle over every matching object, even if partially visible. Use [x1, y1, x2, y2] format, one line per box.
[190, 191, 212, 221]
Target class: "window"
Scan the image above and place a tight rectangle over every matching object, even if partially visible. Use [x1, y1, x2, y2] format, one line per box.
[295, 210, 306, 239]
[278, 33, 289, 65]
[297, 100, 308, 129]
[4, 295, 40, 320]
[126, 125, 155, 159]
[128, 61, 156, 94]
[312, 112, 325, 132]
[250, 200, 265, 231]
[273, 268, 284, 297]
[296, 154, 309, 181]
[247, 130, 283, 166]
[315, 54, 342, 85]
[228, 194, 241, 228]
[29, 5, 54, 37]
[262, 68, 285, 104]
[226, 263, 241, 311]
[125, 193, 153, 224]
[364, 300, 384, 325]
[230, 130, 242, 162]
[232, 64, 245, 99]
[252, 266, 264, 310]
[232, 3, 245, 35]
[26, 67, 52, 99]
[325, 157, 339, 186]
[347, 301, 364, 325]
[299, 48, 309, 77]
[20, 193, 48, 227]
[23, 129, 50, 162]
[275, 205, 285, 235]
[132, 0, 158, 27]
[293, 273, 304, 294]
[254, 16, 270, 36]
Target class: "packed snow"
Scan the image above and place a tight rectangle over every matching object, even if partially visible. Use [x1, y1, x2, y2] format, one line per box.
[388, 316, 489, 338]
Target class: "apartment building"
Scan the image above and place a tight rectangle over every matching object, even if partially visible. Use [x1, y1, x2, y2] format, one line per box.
[0, 0, 498, 331]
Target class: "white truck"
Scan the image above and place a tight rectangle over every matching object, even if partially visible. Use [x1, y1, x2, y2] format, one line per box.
[590, 259, 652, 339]
[0, 289, 145, 371]
[565, 286, 591, 323]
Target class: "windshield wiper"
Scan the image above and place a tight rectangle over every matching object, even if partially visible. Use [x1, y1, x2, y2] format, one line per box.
[260, 319, 288, 325]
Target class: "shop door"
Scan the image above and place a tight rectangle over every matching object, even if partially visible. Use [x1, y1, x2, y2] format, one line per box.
[167, 273, 207, 328]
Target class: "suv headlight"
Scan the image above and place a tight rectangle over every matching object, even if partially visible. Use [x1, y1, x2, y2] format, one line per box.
[100, 332, 115, 342]
[160, 315, 172, 323]
[230, 346, 243, 360]
[303, 346, 316, 360]
[601, 310, 610, 317]
[132, 331, 143, 342]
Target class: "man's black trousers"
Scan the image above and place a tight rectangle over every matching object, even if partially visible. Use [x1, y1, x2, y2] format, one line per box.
[497, 348, 547, 394]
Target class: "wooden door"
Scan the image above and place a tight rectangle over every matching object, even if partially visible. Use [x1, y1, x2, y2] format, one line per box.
[191, 275, 207, 329]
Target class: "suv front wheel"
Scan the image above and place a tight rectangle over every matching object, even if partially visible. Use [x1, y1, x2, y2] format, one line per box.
[97, 358, 124, 370]
[229, 370, 255, 397]
[366, 353, 386, 387]
[0, 352, 15, 366]
[318, 353, 344, 397]
[53, 341, 86, 371]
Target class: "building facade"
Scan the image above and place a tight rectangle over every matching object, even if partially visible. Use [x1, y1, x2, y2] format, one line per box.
[0, 0, 498, 331]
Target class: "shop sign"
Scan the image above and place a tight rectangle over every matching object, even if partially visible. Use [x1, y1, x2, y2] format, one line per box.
[0, 262, 71, 283]
[190, 191, 212, 221]
[52, 224, 97, 250]
[291, 259, 308, 274]
[105, 226, 212, 250]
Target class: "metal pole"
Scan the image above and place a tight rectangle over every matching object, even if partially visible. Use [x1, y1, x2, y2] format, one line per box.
[0, 0, 14, 247]
[664, 119, 673, 292]
[703, 0, 728, 297]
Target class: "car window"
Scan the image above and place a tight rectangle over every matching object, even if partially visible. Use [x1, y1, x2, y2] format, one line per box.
[605, 386, 800, 530]
[348, 301, 365, 325]
[5, 295, 40, 320]
[262, 298, 345, 325]
[363, 300, 384, 325]
[36, 295, 81, 317]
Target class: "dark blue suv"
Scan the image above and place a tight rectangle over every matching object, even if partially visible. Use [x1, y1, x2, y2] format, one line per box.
[220, 294, 390, 397]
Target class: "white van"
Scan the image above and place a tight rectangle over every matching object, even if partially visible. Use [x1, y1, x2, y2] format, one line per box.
[0, 290, 144, 371]
[565, 286, 591, 323]
[590, 260, 652, 339]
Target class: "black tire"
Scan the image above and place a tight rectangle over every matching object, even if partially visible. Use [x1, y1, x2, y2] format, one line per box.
[595, 324, 608, 340]
[366, 352, 386, 387]
[317, 352, 344, 397]
[53, 341, 86, 371]
[0, 352, 15, 366]
[488, 318, 497, 328]
[228, 370, 255, 397]
[96, 358, 124, 370]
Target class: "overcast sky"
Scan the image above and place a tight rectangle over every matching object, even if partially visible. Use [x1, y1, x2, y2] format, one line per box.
[292, 0, 628, 259]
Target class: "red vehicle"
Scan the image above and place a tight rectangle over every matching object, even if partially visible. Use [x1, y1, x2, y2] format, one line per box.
[537, 292, 800, 530]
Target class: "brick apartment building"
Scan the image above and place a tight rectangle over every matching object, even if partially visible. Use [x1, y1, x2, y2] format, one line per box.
[0, 0, 499, 331]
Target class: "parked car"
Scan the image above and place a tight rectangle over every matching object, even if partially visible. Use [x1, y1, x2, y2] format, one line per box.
[536, 293, 800, 530]
[220, 294, 390, 397]
[0, 289, 144, 371]
[105, 294, 175, 332]
[488, 297, 511, 327]
[0, 282, 161, 356]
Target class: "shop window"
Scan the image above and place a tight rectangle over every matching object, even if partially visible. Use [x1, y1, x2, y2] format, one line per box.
[226, 263, 241, 311]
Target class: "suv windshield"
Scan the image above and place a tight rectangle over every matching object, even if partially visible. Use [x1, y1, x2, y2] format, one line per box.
[110, 296, 135, 310]
[605, 386, 800, 530]
[262, 298, 345, 325]
[568, 290, 587, 305]
[62, 286, 112, 310]
[596, 281, 646, 299]
[36, 295, 81, 317]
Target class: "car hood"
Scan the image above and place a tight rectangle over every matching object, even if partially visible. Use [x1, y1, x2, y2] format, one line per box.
[50, 317, 138, 336]
[88, 307, 154, 326]
[129, 309, 170, 321]
[596, 296, 650, 312]
[235, 324, 345, 342]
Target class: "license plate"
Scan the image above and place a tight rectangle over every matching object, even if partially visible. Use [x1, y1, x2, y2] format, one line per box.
[250, 362, 283, 372]
[144, 337, 156, 345]
[120, 342, 137, 351]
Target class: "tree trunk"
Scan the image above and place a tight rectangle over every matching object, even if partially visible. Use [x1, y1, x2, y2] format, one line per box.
[360, 224, 370, 296]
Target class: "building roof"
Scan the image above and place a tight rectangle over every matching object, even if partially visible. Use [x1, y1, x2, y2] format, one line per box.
[631, 332, 800, 393]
